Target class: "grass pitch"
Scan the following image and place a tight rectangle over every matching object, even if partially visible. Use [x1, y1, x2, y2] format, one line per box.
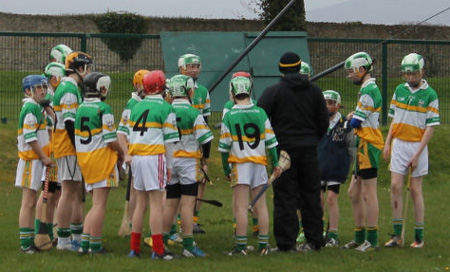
[1, 122, 450, 272]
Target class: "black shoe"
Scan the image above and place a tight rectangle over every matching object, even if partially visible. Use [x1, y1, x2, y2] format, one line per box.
[270, 245, 297, 253]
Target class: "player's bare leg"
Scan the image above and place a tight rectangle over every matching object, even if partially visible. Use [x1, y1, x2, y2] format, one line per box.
[233, 184, 250, 253]
[252, 185, 269, 254]
[410, 177, 424, 247]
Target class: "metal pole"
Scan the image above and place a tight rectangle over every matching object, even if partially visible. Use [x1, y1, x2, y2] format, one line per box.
[209, 0, 299, 93]
[310, 61, 345, 82]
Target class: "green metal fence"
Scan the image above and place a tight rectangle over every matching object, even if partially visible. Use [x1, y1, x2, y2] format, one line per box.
[308, 38, 450, 125]
[1, 33, 449, 126]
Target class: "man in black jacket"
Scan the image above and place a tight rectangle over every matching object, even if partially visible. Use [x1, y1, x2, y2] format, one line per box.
[258, 52, 328, 252]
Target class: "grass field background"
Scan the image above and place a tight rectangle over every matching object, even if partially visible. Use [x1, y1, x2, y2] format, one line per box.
[1, 121, 450, 271]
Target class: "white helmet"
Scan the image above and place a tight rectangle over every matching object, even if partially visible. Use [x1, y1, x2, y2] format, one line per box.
[169, 74, 194, 97]
[50, 44, 73, 64]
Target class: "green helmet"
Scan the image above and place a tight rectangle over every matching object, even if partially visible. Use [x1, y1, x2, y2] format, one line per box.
[50, 44, 73, 64]
[300, 61, 311, 75]
[44, 62, 66, 78]
[169, 74, 194, 97]
[178, 54, 201, 70]
[345, 52, 373, 73]
[230, 76, 252, 96]
[401, 53, 424, 72]
[323, 90, 341, 104]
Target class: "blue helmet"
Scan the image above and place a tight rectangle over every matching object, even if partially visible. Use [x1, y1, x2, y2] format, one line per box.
[22, 75, 48, 93]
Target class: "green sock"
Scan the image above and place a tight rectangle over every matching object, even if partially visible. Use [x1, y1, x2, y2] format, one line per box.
[46, 223, 54, 241]
[194, 211, 200, 217]
[299, 221, 303, 233]
[236, 235, 247, 251]
[258, 234, 269, 250]
[57, 228, 71, 238]
[182, 234, 195, 251]
[367, 226, 378, 246]
[415, 222, 424, 242]
[170, 224, 177, 236]
[327, 229, 338, 240]
[34, 219, 40, 235]
[70, 223, 83, 235]
[252, 218, 258, 226]
[393, 218, 403, 236]
[355, 227, 366, 244]
[89, 236, 102, 253]
[163, 232, 170, 246]
[19, 227, 34, 249]
[81, 233, 90, 252]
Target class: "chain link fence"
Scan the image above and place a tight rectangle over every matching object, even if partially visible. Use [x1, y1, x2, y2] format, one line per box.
[1, 33, 449, 125]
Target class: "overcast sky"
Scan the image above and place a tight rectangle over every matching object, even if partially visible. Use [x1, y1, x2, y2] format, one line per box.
[0, 0, 449, 26]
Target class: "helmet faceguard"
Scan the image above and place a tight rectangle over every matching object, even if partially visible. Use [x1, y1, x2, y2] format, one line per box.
[44, 62, 66, 89]
[169, 74, 194, 98]
[22, 75, 49, 101]
[83, 72, 111, 99]
[65, 51, 93, 78]
[345, 52, 373, 84]
[230, 76, 252, 97]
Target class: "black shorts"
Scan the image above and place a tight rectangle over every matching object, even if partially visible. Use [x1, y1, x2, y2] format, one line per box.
[41, 181, 61, 193]
[354, 168, 378, 180]
[321, 183, 341, 194]
[166, 182, 199, 198]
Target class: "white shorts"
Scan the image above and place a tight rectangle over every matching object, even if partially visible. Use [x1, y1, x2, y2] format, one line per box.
[132, 154, 167, 191]
[15, 159, 44, 191]
[390, 138, 428, 177]
[84, 165, 119, 192]
[56, 155, 82, 182]
[168, 157, 199, 186]
[230, 162, 268, 189]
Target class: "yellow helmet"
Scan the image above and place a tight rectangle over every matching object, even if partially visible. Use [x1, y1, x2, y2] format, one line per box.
[65, 51, 93, 75]
[133, 69, 150, 87]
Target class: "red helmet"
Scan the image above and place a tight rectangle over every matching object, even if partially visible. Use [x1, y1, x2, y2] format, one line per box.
[143, 70, 166, 95]
[232, 71, 251, 78]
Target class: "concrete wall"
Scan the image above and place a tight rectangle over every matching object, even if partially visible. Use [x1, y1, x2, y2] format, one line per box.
[1, 12, 449, 40]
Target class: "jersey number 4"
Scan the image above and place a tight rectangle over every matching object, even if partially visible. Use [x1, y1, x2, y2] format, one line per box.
[133, 109, 149, 136]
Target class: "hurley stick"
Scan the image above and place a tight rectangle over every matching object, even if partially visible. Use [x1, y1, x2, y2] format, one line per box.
[248, 150, 291, 213]
[118, 168, 132, 237]
[34, 167, 53, 251]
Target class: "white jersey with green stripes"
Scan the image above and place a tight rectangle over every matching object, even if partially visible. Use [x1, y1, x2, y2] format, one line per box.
[17, 98, 50, 160]
[219, 103, 278, 166]
[172, 99, 213, 159]
[127, 94, 179, 156]
[389, 80, 439, 142]
[75, 98, 118, 184]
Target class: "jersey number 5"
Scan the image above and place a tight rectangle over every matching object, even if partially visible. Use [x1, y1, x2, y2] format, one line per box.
[80, 117, 92, 145]
[235, 123, 260, 150]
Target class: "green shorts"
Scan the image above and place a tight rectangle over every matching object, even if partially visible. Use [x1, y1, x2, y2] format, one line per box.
[355, 136, 381, 171]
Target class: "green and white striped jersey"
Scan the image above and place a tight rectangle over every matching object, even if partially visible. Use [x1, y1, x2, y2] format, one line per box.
[352, 78, 384, 149]
[389, 80, 439, 142]
[192, 83, 211, 117]
[117, 92, 142, 136]
[52, 77, 83, 158]
[128, 95, 179, 156]
[17, 98, 50, 160]
[75, 98, 118, 184]
[171, 99, 213, 159]
[219, 103, 278, 165]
